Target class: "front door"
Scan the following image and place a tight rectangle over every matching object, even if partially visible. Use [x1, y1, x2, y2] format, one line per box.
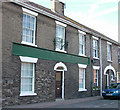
[56, 71, 62, 99]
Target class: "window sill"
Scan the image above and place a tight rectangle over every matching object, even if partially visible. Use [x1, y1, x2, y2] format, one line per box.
[93, 89, 99, 91]
[21, 41, 37, 47]
[93, 86, 100, 90]
[78, 88, 87, 92]
[79, 54, 87, 57]
[93, 57, 99, 60]
[107, 60, 113, 63]
[111, 79, 115, 81]
[20, 92, 37, 96]
[55, 49, 67, 53]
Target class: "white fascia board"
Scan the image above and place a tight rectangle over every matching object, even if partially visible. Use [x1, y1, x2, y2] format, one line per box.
[55, 21, 67, 27]
[107, 41, 112, 45]
[10, 0, 89, 32]
[93, 66, 100, 70]
[78, 64, 87, 68]
[92, 36, 99, 40]
[78, 30, 86, 35]
[22, 7, 38, 16]
[19, 56, 38, 63]
[12, 0, 119, 46]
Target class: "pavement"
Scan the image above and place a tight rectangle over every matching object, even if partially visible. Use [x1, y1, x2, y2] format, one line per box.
[4, 96, 103, 108]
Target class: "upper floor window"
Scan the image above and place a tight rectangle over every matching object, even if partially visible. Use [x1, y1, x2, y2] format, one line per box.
[118, 48, 120, 63]
[55, 21, 67, 52]
[79, 31, 85, 56]
[22, 8, 38, 46]
[107, 42, 112, 61]
[93, 37, 98, 58]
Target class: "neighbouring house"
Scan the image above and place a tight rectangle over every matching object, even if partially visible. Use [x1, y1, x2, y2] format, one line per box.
[1, 0, 120, 107]
[118, 48, 120, 83]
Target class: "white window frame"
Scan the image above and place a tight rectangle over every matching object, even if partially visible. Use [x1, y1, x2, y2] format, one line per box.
[79, 30, 86, 56]
[22, 8, 38, 47]
[55, 21, 67, 53]
[107, 42, 112, 62]
[78, 64, 87, 92]
[93, 36, 99, 59]
[20, 56, 38, 96]
[93, 66, 100, 90]
[93, 70, 99, 87]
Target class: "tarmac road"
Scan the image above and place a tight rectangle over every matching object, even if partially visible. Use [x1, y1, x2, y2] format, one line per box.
[3, 96, 120, 110]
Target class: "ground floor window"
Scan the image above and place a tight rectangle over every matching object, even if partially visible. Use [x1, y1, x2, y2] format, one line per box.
[19, 56, 38, 96]
[79, 68, 85, 89]
[21, 63, 34, 93]
[78, 64, 87, 91]
[93, 70, 99, 87]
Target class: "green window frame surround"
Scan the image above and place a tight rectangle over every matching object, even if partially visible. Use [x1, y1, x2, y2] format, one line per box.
[12, 42, 90, 65]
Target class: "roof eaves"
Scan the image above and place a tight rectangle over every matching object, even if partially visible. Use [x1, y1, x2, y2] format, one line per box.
[10, 0, 119, 45]
[10, 0, 91, 33]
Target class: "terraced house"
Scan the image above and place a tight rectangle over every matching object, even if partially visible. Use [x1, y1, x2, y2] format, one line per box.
[1, 0, 120, 107]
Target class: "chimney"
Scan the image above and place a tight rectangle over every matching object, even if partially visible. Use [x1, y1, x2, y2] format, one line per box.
[51, 0, 65, 15]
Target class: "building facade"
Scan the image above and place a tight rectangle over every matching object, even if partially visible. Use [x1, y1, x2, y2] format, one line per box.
[118, 47, 120, 82]
[1, 0, 120, 107]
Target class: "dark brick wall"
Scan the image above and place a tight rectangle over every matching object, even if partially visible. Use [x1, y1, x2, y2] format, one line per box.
[66, 26, 79, 55]
[36, 14, 55, 50]
[2, 2, 22, 106]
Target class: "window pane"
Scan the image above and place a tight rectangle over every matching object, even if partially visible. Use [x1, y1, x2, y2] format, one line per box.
[79, 68, 85, 89]
[94, 70, 98, 87]
[30, 17, 35, 30]
[21, 78, 32, 84]
[107, 44, 111, 60]
[22, 14, 35, 44]
[56, 25, 65, 50]
[21, 63, 34, 92]
[93, 49, 95, 57]
[23, 14, 26, 27]
[21, 85, 32, 91]
[79, 45, 82, 54]
[93, 39, 98, 57]
[93, 40, 95, 48]
[79, 34, 85, 55]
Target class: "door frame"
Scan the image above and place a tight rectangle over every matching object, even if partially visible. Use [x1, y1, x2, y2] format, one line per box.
[104, 65, 116, 87]
[107, 74, 109, 87]
[54, 62, 67, 100]
[56, 70, 65, 99]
